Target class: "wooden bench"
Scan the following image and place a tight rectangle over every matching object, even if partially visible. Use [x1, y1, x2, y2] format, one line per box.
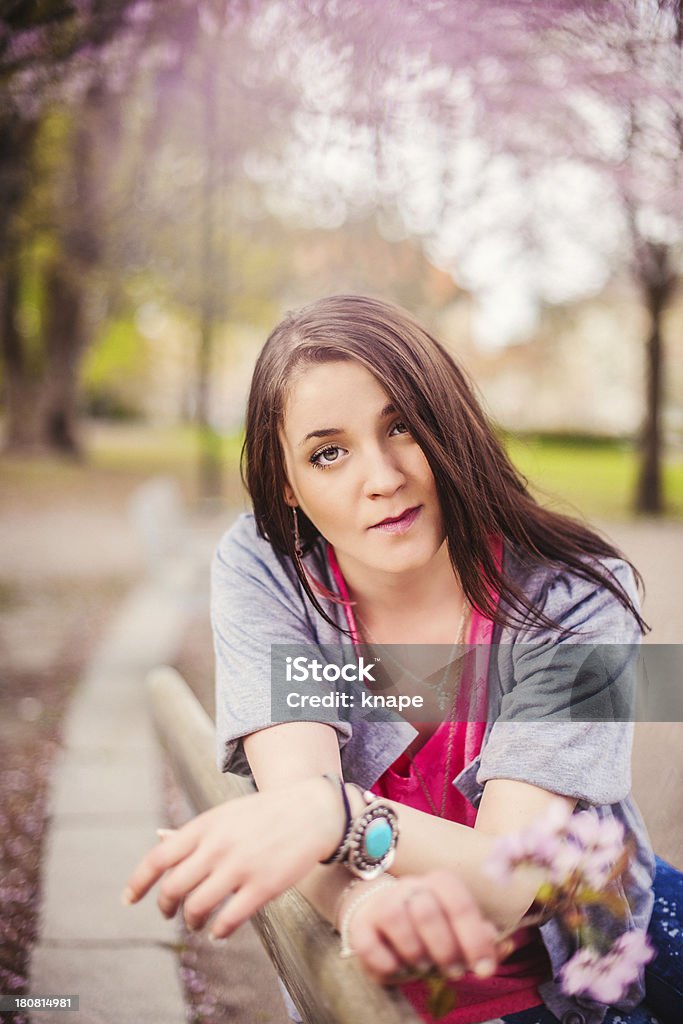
[146, 666, 421, 1024]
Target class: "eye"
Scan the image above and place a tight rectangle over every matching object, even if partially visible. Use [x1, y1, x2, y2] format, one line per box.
[310, 444, 346, 469]
[390, 420, 410, 436]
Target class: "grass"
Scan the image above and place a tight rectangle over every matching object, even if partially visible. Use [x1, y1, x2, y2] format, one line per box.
[506, 435, 683, 522]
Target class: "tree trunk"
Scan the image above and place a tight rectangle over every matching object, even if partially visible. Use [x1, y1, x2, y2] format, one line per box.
[196, 56, 222, 501]
[635, 245, 672, 515]
[635, 295, 663, 514]
[1, 250, 45, 451]
[0, 117, 44, 452]
[38, 82, 104, 457]
[40, 257, 87, 456]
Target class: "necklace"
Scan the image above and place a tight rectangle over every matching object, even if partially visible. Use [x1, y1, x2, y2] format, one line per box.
[358, 599, 470, 819]
[408, 603, 469, 818]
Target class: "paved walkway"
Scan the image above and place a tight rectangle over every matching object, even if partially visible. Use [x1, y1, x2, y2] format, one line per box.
[29, 512, 222, 1024]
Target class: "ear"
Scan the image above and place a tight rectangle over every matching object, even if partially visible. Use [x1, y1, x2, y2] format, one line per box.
[283, 481, 297, 508]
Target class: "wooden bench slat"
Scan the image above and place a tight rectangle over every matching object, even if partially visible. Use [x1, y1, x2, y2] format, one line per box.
[146, 666, 421, 1024]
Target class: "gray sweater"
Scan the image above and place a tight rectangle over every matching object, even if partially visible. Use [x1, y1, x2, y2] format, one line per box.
[212, 513, 655, 1024]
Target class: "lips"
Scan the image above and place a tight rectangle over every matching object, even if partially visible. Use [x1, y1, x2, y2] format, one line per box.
[369, 506, 422, 533]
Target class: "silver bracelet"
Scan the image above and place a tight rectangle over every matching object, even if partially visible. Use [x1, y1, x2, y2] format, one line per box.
[338, 876, 397, 958]
[332, 877, 364, 931]
[340, 787, 399, 880]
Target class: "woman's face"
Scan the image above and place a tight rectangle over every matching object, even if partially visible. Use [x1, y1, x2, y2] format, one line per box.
[279, 359, 446, 581]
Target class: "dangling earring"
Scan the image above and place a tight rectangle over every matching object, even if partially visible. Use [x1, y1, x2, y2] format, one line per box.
[292, 506, 303, 558]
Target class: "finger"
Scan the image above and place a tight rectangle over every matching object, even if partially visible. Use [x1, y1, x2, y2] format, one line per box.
[373, 892, 430, 969]
[157, 849, 212, 919]
[182, 866, 239, 931]
[433, 871, 500, 976]
[351, 926, 403, 982]
[402, 887, 460, 973]
[123, 829, 198, 904]
[209, 878, 272, 939]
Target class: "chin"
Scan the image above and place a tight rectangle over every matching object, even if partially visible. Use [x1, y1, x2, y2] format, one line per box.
[370, 544, 437, 575]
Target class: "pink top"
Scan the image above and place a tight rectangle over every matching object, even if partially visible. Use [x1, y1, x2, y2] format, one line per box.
[326, 541, 549, 1024]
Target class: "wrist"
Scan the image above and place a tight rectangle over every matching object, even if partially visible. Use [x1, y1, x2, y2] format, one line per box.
[311, 776, 400, 878]
[338, 875, 397, 957]
[306, 775, 349, 861]
[344, 782, 368, 818]
[334, 874, 395, 931]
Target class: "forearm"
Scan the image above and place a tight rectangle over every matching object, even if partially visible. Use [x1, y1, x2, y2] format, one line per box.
[244, 730, 392, 929]
[296, 782, 568, 934]
[291, 800, 527, 938]
[243, 721, 342, 787]
[243, 723, 559, 933]
[382, 801, 542, 932]
[293, 807, 539, 936]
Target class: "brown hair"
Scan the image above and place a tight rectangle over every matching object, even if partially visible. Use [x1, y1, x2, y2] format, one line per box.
[242, 294, 647, 636]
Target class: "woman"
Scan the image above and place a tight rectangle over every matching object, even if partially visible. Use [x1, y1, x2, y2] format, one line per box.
[124, 295, 671, 1024]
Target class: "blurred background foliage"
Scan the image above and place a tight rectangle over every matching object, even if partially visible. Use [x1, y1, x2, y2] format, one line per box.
[0, 0, 682, 517]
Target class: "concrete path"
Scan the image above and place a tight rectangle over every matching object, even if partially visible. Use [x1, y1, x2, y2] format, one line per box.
[29, 523, 218, 1024]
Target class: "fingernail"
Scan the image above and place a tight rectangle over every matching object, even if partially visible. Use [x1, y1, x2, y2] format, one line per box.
[499, 938, 515, 959]
[156, 828, 177, 839]
[208, 932, 228, 945]
[416, 959, 432, 973]
[473, 957, 496, 978]
[121, 888, 135, 906]
[446, 964, 465, 980]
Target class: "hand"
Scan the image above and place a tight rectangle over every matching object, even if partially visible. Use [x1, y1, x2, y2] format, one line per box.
[343, 870, 510, 984]
[122, 777, 345, 938]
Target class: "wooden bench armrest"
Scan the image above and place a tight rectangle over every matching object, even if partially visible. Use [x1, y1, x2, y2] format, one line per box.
[146, 666, 421, 1024]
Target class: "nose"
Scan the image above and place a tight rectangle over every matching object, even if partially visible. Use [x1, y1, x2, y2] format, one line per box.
[361, 444, 406, 499]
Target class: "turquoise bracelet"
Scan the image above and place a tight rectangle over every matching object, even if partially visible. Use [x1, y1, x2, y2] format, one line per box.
[340, 787, 399, 880]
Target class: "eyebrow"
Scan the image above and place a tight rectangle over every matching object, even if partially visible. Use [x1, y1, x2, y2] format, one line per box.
[297, 403, 397, 447]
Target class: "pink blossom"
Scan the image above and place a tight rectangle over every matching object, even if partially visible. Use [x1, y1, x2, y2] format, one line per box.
[548, 842, 584, 884]
[567, 811, 626, 888]
[560, 930, 655, 1004]
[484, 803, 626, 890]
[569, 811, 624, 856]
[484, 798, 573, 883]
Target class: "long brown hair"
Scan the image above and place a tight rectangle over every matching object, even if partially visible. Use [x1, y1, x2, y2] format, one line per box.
[242, 294, 647, 636]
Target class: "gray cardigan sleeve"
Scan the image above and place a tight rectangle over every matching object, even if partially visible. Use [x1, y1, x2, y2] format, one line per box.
[475, 557, 643, 805]
[211, 514, 353, 776]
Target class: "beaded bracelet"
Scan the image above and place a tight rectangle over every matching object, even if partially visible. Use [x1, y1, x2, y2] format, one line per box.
[319, 772, 353, 864]
[318, 776, 399, 879]
[332, 877, 364, 931]
[338, 876, 397, 958]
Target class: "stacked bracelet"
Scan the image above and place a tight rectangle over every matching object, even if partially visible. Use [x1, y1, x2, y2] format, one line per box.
[332, 877, 364, 930]
[318, 775, 399, 880]
[319, 773, 353, 865]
